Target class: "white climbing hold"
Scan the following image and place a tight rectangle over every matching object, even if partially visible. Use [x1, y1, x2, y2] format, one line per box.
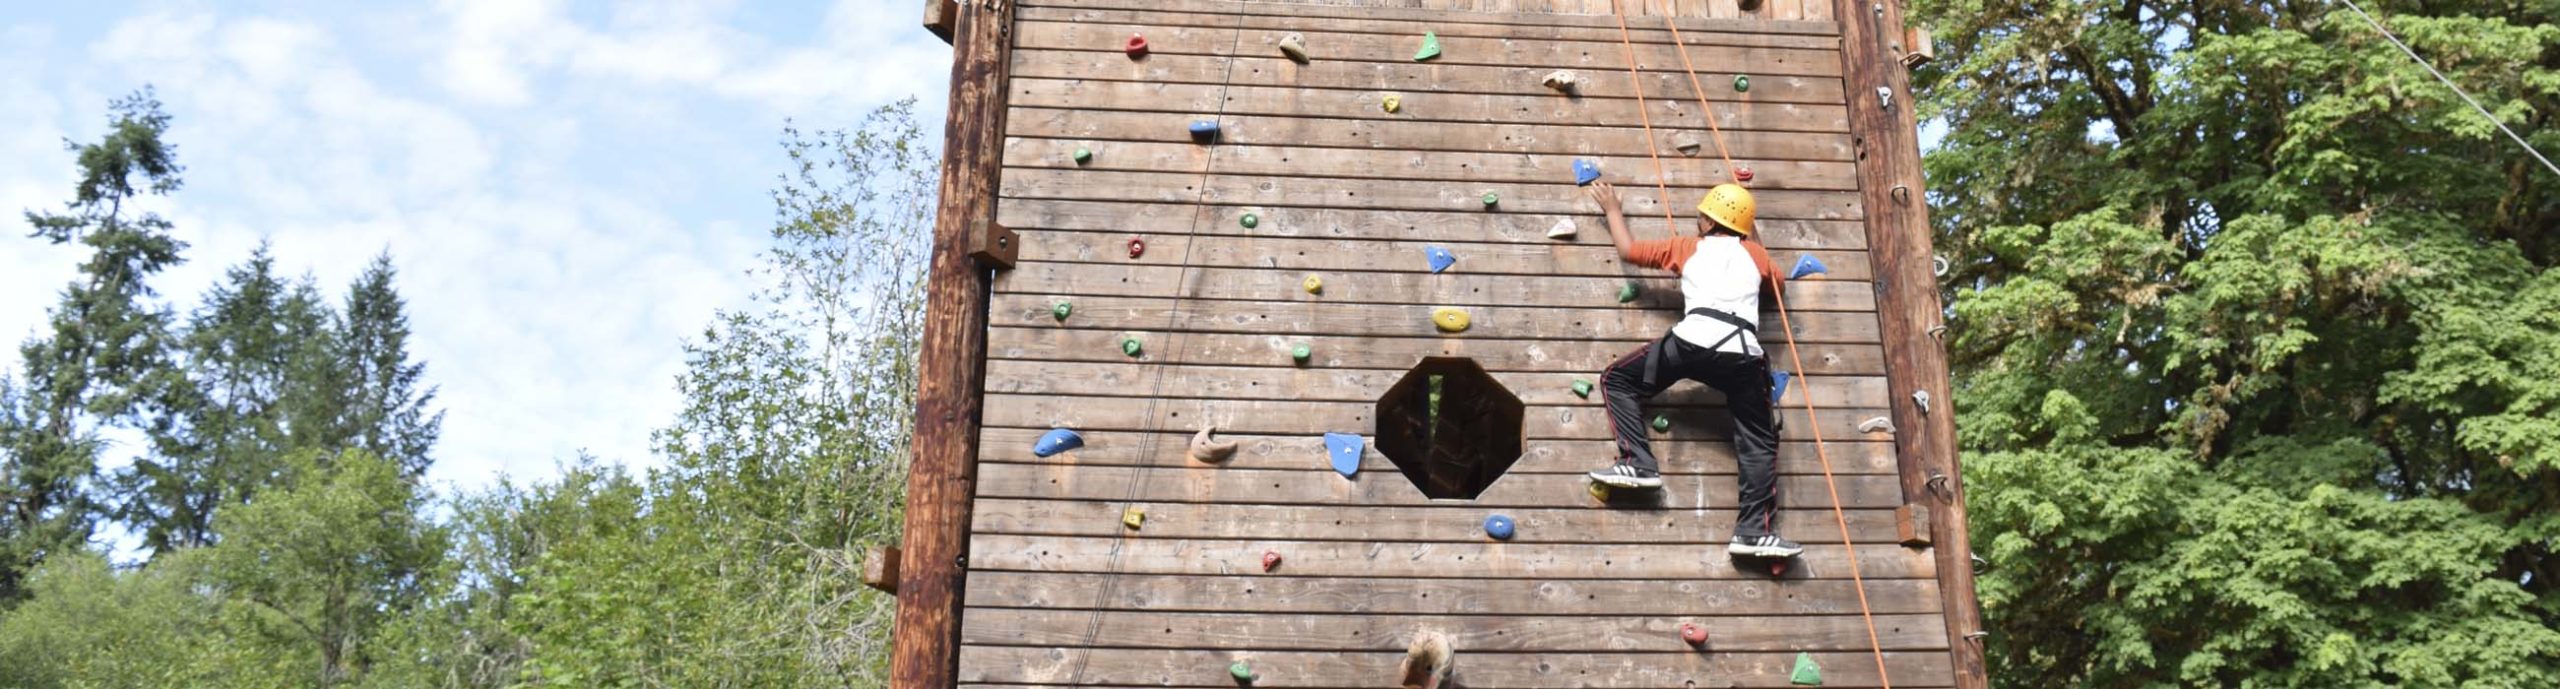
[1189, 426, 1240, 463]
[1673, 131, 1704, 156]
[1547, 217, 1577, 239]
[1541, 70, 1580, 92]
[1913, 390, 1932, 415]
[1859, 416, 1896, 434]
[1277, 33, 1309, 62]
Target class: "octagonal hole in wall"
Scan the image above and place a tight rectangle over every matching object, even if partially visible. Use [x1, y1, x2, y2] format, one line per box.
[1374, 357, 1526, 499]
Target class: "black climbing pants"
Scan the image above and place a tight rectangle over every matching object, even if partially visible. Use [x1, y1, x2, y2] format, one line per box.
[1602, 329, 1783, 538]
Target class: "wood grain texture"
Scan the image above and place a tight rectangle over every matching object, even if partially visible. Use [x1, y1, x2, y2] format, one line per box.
[1008, 108, 1854, 162]
[977, 429, 1901, 474]
[1014, 6, 1840, 49]
[1005, 138, 1859, 190]
[1011, 50, 1846, 104]
[974, 463, 1908, 509]
[965, 571, 1942, 615]
[967, 534, 1935, 579]
[1000, 169, 1864, 221]
[989, 295, 1882, 342]
[982, 360, 1887, 407]
[1017, 19, 1844, 76]
[988, 327, 1891, 374]
[1027, 0, 1844, 32]
[1010, 78, 1850, 133]
[997, 199, 1871, 250]
[964, 608, 1947, 651]
[981, 393, 1888, 439]
[1011, 228, 1875, 281]
[992, 261, 1876, 311]
[955, 646, 1949, 687]
[974, 499, 1906, 541]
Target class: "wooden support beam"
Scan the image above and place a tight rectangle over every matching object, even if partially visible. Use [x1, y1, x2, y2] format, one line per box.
[891, 0, 1011, 686]
[1896, 503, 1933, 547]
[863, 545, 902, 593]
[923, 0, 955, 43]
[1832, 0, 1987, 685]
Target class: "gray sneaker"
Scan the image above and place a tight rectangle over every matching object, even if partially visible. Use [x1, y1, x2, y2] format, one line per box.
[1587, 464, 1663, 489]
[1727, 534, 1803, 558]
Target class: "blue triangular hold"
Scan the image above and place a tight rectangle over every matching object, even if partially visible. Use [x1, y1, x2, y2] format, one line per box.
[1790, 253, 1829, 280]
[1425, 246, 1457, 273]
[1324, 432, 1363, 477]
[1033, 428, 1084, 457]
[1573, 158, 1601, 185]
[1771, 370, 1792, 404]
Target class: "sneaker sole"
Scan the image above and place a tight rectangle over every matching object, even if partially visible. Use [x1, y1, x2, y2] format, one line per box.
[1726, 544, 1804, 558]
[1588, 474, 1664, 489]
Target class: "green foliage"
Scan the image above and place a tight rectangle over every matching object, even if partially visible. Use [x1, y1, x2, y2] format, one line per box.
[192, 449, 445, 686]
[0, 551, 225, 688]
[1917, 0, 2560, 685]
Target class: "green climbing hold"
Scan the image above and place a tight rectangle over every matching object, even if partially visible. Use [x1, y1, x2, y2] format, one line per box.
[1618, 282, 1639, 303]
[1122, 337, 1143, 357]
[1413, 32, 1441, 61]
[1241, 213, 1259, 229]
[1481, 192, 1499, 207]
[1052, 302, 1073, 321]
[1652, 415, 1671, 432]
[1229, 661, 1254, 682]
[1734, 74, 1752, 93]
[1572, 380, 1593, 398]
[1790, 652, 1821, 685]
[1291, 344, 1312, 364]
[1072, 147, 1092, 164]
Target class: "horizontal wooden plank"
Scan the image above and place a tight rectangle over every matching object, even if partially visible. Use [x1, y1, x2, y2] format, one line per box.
[1015, 228, 1876, 281]
[964, 608, 1947, 652]
[975, 463, 1908, 509]
[984, 360, 1888, 407]
[995, 261, 1877, 311]
[992, 295, 1882, 343]
[997, 199, 1869, 250]
[965, 572, 1942, 616]
[1012, 49, 1845, 105]
[1000, 169, 1865, 220]
[988, 327, 1890, 375]
[1016, 6, 1840, 50]
[968, 534, 1936, 579]
[957, 647, 1946, 688]
[1008, 107, 1855, 163]
[978, 429, 1901, 474]
[1025, 0, 1843, 35]
[975, 499, 1909, 543]
[1005, 138, 1857, 191]
[984, 393, 1888, 439]
[1011, 78, 1850, 134]
[1016, 19, 1845, 77]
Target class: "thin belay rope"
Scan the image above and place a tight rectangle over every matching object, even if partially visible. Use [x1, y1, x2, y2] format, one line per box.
[1611, 3, 1895, 686]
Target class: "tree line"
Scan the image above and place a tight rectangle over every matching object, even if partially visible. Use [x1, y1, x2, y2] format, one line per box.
[0, 91, 932, 687]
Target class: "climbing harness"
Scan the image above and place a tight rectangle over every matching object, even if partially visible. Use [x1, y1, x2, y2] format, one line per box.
[1611, 2, 1895, 685]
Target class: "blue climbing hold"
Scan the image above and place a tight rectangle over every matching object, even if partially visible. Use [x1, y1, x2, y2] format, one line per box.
[1425, 246, 1456, 273]
[1771, 370, 1792, 404]
[1790, 253, 1829, 280]
[1189, 120, 1221, 142]
[1484, 514, 1516, 540]
[1573, 159, 1601, 186]
[1033, 428, 1084, 457]
[1324, 432, 1363, 477]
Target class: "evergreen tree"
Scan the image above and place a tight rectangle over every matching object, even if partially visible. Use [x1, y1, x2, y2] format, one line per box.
[1914, 1, 2560, 685]
[328, 255, 440, 478]
[0, 88, 187, 602]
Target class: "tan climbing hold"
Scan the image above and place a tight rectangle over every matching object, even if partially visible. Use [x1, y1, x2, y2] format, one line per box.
[1277, 33, 1309, 62]
[1399, 632, 1454, 689]
[1189, 426, 1240, 463]
[1674, 131, 1704, 156]
[1430, 307, 1471, 333]
[1547, 217, 1577, 239]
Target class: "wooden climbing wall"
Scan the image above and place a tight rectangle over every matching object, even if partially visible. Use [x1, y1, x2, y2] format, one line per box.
[945, 0, 1966, 686]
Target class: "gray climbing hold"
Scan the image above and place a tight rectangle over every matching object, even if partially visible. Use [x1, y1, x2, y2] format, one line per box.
[1913, 390, 1932, 414]
[1859, 416, 1896, 434]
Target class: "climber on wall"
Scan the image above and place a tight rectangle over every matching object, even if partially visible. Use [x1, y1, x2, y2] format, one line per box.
[1582, 180, 1801, 559]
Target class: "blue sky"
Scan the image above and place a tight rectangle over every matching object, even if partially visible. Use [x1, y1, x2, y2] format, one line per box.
[0, 0, 952, 490]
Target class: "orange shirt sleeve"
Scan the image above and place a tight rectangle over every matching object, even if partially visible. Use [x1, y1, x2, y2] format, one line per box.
[1744, 238, 1784, 298]
[1624, 236, 1700, 275]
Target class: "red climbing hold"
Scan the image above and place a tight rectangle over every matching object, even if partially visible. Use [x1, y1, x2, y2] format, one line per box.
[1680, 623, 1709, 646]
[1127, 236, 1146, 258]
[1735, 166, 1756, 183]
[1261, 550, 1282, 572]
[1123, 34, 1148, 58]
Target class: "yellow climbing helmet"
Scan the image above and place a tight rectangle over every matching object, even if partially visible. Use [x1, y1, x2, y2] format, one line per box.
[1695, 183, 1757, 236]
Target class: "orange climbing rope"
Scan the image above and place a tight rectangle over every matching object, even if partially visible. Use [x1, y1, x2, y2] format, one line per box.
[1609, 3, 1895, 686]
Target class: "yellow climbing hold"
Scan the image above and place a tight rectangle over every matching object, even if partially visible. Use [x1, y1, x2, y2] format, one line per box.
[1302, 274, 1323, 294]
[1431, 307, 1471, 333]
[1121, 505, 1145, 530]
[1382, 94, 1402, 113]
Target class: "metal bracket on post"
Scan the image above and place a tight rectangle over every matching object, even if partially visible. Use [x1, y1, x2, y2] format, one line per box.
[969, 218, 1018, 269]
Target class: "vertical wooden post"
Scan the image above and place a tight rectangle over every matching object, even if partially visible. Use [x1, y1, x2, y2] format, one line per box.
[1830, 0, 1989, 686]
[893, 0, 1012, 687]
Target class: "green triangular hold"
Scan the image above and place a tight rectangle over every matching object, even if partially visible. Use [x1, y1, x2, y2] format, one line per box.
[1651, 415, 1671, 432]
[1413, 32, 1441, 61]
[1052, 302, 1073, 321]
[1790, 652, 1822, 685]
[1618, 282, 1639, 303]
[1122, 337, 1143, 357]
[1571, 380, 1593, 398]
